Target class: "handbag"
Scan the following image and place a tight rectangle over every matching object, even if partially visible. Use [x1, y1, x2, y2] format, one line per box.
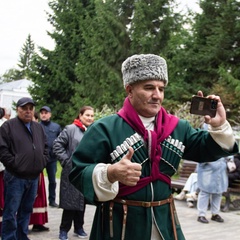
[226, 157, 236, 172]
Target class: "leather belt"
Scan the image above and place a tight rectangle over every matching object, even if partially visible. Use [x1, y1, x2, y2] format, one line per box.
[109, 195, 178, 240]
[113, 196, 172, 207]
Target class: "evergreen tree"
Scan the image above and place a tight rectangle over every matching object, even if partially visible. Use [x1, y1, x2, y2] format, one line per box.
[17, 34, 35, 79]
[29, 0, 94, 126]
[183, 0, 240, 124]
[0, 35, 35, 82]
[73, 0, 184, 110]
[72, 0, 133, 111]
[130, 0, 180, 54]
[0, 68, 21, 83]
[28, 0, 193, 125]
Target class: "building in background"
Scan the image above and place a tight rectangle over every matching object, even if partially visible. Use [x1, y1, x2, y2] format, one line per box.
[0, 79, 33, 118]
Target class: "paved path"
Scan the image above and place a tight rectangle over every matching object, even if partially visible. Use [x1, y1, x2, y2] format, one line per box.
[29, 178, 240, 240]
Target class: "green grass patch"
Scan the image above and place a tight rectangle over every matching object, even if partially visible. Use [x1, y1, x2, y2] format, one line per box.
[43, 161, 62, 179]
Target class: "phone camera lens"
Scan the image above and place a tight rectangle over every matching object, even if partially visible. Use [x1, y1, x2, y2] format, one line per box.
[211, 100, 217, 109]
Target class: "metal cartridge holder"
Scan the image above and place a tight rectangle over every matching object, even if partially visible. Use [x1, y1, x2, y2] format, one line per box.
[110, 133, 148, 164]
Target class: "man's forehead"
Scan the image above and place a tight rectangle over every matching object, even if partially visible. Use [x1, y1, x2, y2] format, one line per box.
[135, 79, 165, 87]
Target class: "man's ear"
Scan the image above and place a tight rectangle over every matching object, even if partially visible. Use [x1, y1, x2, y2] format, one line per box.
[125, 84, 133, 97]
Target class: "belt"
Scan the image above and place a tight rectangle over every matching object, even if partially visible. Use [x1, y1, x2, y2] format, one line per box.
[113, 197, 172, 207]
[109, 195, 178, 240]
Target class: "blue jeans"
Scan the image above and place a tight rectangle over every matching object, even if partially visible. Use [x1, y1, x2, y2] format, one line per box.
[197, 190, 222, 216]
[2, 171, 38, 240]
[46, 161, 57, 204]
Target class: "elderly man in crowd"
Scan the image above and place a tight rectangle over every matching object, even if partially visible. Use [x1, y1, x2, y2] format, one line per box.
[0, 97, 48, 240]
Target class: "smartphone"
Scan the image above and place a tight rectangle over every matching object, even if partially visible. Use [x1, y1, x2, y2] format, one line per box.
[190, 96, 218, 117]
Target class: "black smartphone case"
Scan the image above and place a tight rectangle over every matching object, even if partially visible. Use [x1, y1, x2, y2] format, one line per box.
[190, 96, 217, 117]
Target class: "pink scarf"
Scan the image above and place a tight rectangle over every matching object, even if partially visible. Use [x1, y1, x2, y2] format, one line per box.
[117, 97, 179, 197]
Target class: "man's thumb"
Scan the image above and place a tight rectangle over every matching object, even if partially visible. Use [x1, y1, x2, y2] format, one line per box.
[125, 147, 134, 160]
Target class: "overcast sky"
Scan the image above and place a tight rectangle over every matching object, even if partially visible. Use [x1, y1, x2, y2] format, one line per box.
[0, 0, 200, 76]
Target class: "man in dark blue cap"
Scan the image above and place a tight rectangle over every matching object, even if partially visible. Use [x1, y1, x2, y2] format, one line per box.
[0, 97, 48, 240]
[40, 105, 61, 208]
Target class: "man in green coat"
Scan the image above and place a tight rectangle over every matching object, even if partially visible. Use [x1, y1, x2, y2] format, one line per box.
[69, 54, 238, 240]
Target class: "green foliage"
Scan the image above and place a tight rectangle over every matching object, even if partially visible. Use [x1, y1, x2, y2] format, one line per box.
[130, 0, 181, 54]
[214, 66, 240, 125]
[29, 0, 90, 126]
[94, 104, 117, 120]
[17, 34, 35, 79]
[163, 0, 240, 127]
[72, 0, 130, 111]
[44, 0, 185, 126]
[0, 34, 35, 82]
[19, 0, 240, 127]
[173, 101, 204, 129]
[0, 68, 21, 83]
[183, 0, 240, 93]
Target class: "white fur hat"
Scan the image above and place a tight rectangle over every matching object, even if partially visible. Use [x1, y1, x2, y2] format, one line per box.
[121, 54, 168, 88]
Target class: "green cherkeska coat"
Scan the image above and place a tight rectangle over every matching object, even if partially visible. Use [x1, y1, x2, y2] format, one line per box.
[69, 115, 238, 240]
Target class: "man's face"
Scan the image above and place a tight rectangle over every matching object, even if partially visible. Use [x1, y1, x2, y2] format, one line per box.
[126, 80, 165, 118]
[40, 110, 51, 121]
[17, 104, 35, 123]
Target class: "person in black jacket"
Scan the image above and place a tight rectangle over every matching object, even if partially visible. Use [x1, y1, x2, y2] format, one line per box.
[40, 106, 61, 208]
[228, 154, 240, 186]
[0, 97, 48, 240]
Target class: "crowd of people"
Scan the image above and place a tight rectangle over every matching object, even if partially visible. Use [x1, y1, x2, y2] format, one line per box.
[0, 53, 239, 240]
[0, 100, 92, 240]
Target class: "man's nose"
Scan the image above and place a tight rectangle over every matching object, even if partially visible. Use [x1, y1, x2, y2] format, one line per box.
[152, 89, 161, 98]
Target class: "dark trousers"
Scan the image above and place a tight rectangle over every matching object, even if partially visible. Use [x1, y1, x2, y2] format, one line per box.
[46, 161, 57, 204]
[60, 207, 85, 232]
[2, 171, 38, 240]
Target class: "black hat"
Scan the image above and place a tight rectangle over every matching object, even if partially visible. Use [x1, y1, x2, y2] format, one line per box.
[40, 106, 51, 112]
[16, 97, 35, 107]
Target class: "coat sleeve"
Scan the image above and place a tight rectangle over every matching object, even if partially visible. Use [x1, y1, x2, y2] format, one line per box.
[69, 121, 114, 205]
[0, 122, 15, 169]
[53, 127, 70, 167]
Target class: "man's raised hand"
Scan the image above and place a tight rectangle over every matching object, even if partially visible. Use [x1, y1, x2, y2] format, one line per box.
[107, 147, 142, 186]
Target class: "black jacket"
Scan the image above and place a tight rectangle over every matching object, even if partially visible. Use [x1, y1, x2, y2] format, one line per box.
[40, 120, 61, 162]
[0, 117, 48, 179]
[228, 155, 240, 186]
